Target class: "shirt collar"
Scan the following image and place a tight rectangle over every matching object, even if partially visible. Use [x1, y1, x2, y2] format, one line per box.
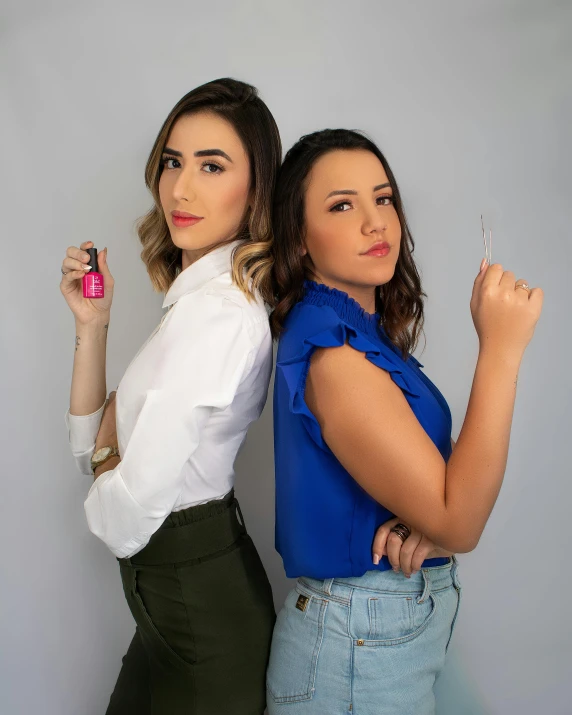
[162, 239, 243, 309]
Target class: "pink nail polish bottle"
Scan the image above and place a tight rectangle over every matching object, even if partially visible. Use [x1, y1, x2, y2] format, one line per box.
[83, 247, 104, 298]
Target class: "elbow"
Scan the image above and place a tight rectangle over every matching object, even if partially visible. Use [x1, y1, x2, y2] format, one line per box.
[452, 537, 479, 554]
[434, 527, 481, 554]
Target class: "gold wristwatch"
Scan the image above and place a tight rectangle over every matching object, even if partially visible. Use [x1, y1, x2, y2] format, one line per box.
[91, 446, 120, 474]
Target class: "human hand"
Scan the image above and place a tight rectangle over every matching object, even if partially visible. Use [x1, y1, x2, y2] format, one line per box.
[60, 241, 114, 325]
[470, 261, 543, 359]
[372, 516, 454, 578]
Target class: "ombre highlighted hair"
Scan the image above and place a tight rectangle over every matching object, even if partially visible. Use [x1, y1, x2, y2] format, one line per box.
[136, 77, 281, 304]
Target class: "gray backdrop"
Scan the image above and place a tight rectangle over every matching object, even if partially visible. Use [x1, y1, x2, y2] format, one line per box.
[2, 1, 570, 713]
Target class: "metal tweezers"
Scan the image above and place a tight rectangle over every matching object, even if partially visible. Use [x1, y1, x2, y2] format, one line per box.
[481, 214, 492, 265]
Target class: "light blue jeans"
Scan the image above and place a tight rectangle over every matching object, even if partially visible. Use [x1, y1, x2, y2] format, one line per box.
[266, 556, 462, 715]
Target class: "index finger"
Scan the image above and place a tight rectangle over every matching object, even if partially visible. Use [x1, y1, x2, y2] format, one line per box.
[372, 517, 399, 565]
[482, 262, 504, 286]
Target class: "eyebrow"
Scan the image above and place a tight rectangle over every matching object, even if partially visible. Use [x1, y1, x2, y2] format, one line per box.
[325, 182, 391, 200]
[162, 146, 233, 163]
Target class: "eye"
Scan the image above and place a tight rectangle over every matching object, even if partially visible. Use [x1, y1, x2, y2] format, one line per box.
[201, 161, 224, 174]
[161, 156, 181, 170]
[376, 195, 394, 206]
[330, 201, 352, 212]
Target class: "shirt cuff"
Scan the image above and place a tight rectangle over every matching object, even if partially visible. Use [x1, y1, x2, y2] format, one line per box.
[84, 465, 159, 558]
[65, 402, 106, 454]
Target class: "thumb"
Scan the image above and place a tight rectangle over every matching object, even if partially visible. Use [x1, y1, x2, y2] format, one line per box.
[474, 257, 488, 285]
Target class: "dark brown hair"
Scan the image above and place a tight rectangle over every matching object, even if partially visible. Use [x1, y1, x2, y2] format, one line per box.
[137, 77, 282, 303]
[270, 128, 426, 358]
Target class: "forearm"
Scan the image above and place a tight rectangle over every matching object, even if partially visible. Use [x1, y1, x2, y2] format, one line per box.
[94, 455, 120, 480]
[443, 347, 522, 550]
[70, 318, 109, 416]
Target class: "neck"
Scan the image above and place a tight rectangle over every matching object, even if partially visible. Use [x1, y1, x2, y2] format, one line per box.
[312, 274, 377, 315]
[181, 246, 210, 272]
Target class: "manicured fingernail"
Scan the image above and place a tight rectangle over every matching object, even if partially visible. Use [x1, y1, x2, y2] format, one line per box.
[83, 265, 91, 270]
[480, 258, 486, 272]
[373, 554, 380, 565]
[393, 567, 399, 572]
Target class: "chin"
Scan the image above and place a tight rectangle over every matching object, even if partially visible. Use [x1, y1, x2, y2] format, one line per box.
[365, 268, 395, 287]
[170, 234, 209, 251]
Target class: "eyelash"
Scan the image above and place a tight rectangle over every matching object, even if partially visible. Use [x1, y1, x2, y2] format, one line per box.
[160, 156, 225, 174]
[330, 195, 394, 212]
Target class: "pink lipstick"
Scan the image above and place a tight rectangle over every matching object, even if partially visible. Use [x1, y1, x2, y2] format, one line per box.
[171, 210, 203, 228]
[363, 241, 390, 257]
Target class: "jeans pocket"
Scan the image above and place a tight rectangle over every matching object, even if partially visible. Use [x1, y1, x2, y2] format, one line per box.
[120, 564, 195, 672]
[445, 582, 462, 653]
[266, 587, 328, 703]
[360, 591, 437, 647]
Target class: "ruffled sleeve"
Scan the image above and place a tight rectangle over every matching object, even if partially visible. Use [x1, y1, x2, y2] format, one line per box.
[276, 303, 421, 451]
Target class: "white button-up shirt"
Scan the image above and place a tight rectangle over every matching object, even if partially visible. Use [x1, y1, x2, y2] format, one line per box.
[64, 239, 273, 558]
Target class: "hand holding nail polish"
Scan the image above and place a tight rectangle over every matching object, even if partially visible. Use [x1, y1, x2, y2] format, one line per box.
[60, 241, 115, 324]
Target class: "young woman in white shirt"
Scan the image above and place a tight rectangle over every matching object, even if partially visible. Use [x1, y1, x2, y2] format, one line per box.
[60, 78, 281, 715]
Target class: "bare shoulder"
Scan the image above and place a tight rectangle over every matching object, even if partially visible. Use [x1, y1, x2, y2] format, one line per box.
[306, 341, 411, 433]
[309, 342, 396, 391]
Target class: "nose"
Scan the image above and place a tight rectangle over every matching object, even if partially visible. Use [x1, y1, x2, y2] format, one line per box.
[361, 203, 386, 236]
[172, 167, 197, 203]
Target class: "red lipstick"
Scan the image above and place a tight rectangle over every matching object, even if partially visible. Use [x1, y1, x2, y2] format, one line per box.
[171, 210, 203, 228]
[363, 241, 390, 257]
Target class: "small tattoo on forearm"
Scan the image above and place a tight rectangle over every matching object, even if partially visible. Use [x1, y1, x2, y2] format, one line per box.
[75, 336, 80, 351]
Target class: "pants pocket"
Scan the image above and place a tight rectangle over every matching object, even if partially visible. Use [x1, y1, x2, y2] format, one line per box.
[361, 591, 437, 646]
[120, 564, 195, 673]
[266, 587, 328, 703]
[445, 573, 463, 653]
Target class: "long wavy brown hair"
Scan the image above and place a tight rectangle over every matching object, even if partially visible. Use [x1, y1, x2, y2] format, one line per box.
[270, 129, 426, 358]
[137, 77, 281, 304]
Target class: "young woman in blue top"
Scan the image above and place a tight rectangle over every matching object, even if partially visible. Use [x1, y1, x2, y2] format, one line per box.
[266, 129, 543, 714]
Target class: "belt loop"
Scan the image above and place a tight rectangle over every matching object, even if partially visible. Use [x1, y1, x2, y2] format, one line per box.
[450, 554, 462, 590]
[417, 567, 432, 604]
[323, 578, 334, 595]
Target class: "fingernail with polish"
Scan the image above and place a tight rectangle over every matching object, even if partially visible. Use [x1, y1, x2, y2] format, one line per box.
[373, 554, 380, 565]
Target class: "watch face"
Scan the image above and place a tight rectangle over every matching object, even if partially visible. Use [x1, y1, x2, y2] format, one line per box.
[93, 447, 111, 463]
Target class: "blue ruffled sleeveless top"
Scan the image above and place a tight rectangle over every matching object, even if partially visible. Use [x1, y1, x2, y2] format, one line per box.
[273, 279, 452, 579]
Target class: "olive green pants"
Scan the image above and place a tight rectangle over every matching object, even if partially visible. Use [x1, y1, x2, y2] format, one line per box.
[105, 489, 276, 715]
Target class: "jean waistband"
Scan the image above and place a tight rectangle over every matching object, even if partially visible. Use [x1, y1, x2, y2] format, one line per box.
[119, 489, 246, 567]
[299, 555, 460, 604]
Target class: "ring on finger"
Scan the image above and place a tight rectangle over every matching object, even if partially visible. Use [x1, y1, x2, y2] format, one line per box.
[61, 267, 68, 275]
[515, 281, 530, 292]
[389, 523, 411, 543]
